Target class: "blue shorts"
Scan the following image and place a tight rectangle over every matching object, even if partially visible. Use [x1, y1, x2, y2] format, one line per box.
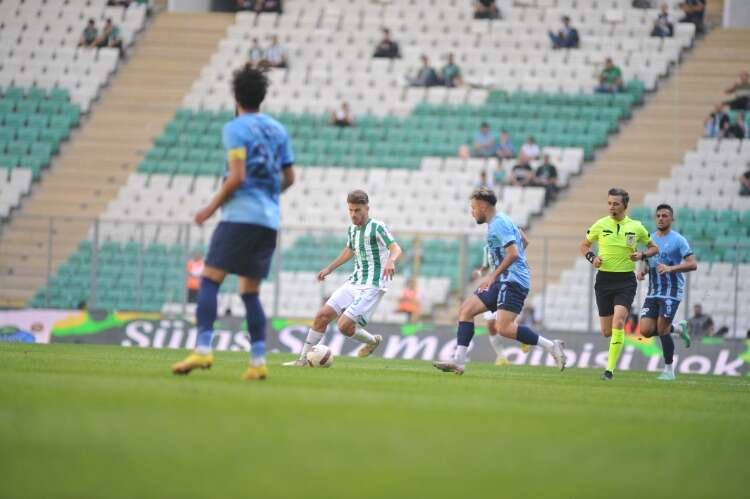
[205, 222, 277, 279]
[640, 297, 680, 322]
[476, 281, 528, 315]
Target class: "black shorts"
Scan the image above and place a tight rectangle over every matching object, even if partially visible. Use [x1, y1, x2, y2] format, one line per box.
[475, 281, 529, 315]
[594, 271, 637, 317]
[205, 222, 277, 279]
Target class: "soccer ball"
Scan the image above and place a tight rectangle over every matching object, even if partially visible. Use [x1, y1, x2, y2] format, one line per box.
[306, 344, 334, 368]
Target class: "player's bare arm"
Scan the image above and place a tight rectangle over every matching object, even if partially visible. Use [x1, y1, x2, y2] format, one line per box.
[382, 242, 402, 280]
[195, 157, 245, 225]
[636, 258, 649, 280]
[630, 240, 659, 262]
[580, 238, 602, 268]
[317, 247, 354, 281]
[477, 243, 518, 291]
[281, 166, 295, 192]
[657, 254, 698, 275]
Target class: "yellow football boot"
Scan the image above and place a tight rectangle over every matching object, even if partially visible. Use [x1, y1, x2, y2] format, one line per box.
[171, 352, 214, 375]
[241, 364, 269, 381]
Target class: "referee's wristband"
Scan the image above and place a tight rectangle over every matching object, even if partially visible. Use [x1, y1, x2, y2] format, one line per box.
[585, 251, 596, 263]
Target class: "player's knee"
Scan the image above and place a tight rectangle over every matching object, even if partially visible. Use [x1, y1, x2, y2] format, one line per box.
[336, 317, 355, 336]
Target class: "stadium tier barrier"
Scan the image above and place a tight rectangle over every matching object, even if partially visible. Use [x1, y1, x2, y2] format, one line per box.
[21, 216, 750, 335]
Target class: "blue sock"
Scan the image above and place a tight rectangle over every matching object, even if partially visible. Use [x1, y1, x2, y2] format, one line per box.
[660, 334, 675, 365]
[242, 292, 266, 365]
[516, 325, 540, 345]
[457, 321, 474, 347]
[196, 277, 220, 353]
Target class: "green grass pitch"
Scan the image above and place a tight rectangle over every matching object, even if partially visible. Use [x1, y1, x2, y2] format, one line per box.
[1, 343, 748, 499]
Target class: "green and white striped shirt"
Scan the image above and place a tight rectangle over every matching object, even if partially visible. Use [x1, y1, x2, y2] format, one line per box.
[346, 218, 396, 289]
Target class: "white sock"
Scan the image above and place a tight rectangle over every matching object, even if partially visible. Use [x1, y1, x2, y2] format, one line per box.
[489, 334, 504, 356]
[454, 345, 468, 365]
[353, 327, 377, 345]
[665, 362, 674, 374]
[536, 335, 554, 351]
[300, 328, 324, 358]
[251, 355, 266, 367]
[195, 345, 212, 355]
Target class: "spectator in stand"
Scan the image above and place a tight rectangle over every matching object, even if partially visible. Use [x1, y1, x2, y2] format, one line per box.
[472, 122, 496, 158]
[723, 71, 750, 111]
[373, 28, 400, 59]
[703, 103, 730, 138]
[651, 3, 674, 37]
[78, 18, 98, 48]
[688, 303, 714, 336]
[723, 112, 747, 139]
[509, 159, 535, 187]
[738, 166, 750, 196]
[237, 0, 282, 14]
[330, 102, 354, 127]
[548, 16, 580, 49]
[186, 250, 205, 304]
[440, 53, 463, 87]
[679, 0, 705, 35]
[474, 170, 494, 190]
[247, 38, 264, 67]
[534, 154, 559, 205]
[495, 130, 515, 159]
[474, 0, 500, 20]
[264, 34, 288, 68]
[595, 58, 624, 93]
[96, 18, 123, 55]
[518, 136, 541, 164]
[410, 55, 439, 87]
[398, 277, 422, 323]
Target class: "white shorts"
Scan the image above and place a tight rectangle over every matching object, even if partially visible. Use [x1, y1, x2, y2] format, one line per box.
[483, 311, 497, 321]
[326, 282, 385, 327]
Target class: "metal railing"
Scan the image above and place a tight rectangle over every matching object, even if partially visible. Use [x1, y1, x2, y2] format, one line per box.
[2, 216, 748, 336]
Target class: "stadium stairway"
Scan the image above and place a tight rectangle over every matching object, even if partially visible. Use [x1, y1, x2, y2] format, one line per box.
[0, 12, 234, 307]
[524, 27, 750, 296]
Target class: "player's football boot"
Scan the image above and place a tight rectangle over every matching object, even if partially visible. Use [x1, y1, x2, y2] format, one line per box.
[242, 364, 269, 381]
[521, 343, 530, 353]
[433, 360, 465, 375]
[551, 339, 567, 371]
[356, 334, 383, 358]
[495, 355, 510, 366]
[657, 370, 675, 381]
[600, 370, 614, 381]
[171, 352, 214, 375]
[677, 320, 691, 348]
[282, 358, 309, 367]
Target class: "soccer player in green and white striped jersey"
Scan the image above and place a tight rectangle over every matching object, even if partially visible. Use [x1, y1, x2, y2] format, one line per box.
[284, 190, 402, 366]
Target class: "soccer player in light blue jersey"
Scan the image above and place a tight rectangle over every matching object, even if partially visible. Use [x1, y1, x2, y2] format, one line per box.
[172, 66, 295, 381]
[637, 204, 697, 380]
[434, 188, 566, 375]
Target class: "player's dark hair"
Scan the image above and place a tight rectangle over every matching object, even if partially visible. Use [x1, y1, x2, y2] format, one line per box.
[471, 187, 497, 206]
[480, 122, 489, 128]
[655, 203, 673, 216]
[232, 66, 268, 111]
[347, 190, 369, 205]
[607, 187, 629, 207]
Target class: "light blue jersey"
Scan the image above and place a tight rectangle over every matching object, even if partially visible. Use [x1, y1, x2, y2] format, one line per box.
[220, 113, 294, 230]
[486, 213, 531, 289]
[647, 229, 693, 301]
